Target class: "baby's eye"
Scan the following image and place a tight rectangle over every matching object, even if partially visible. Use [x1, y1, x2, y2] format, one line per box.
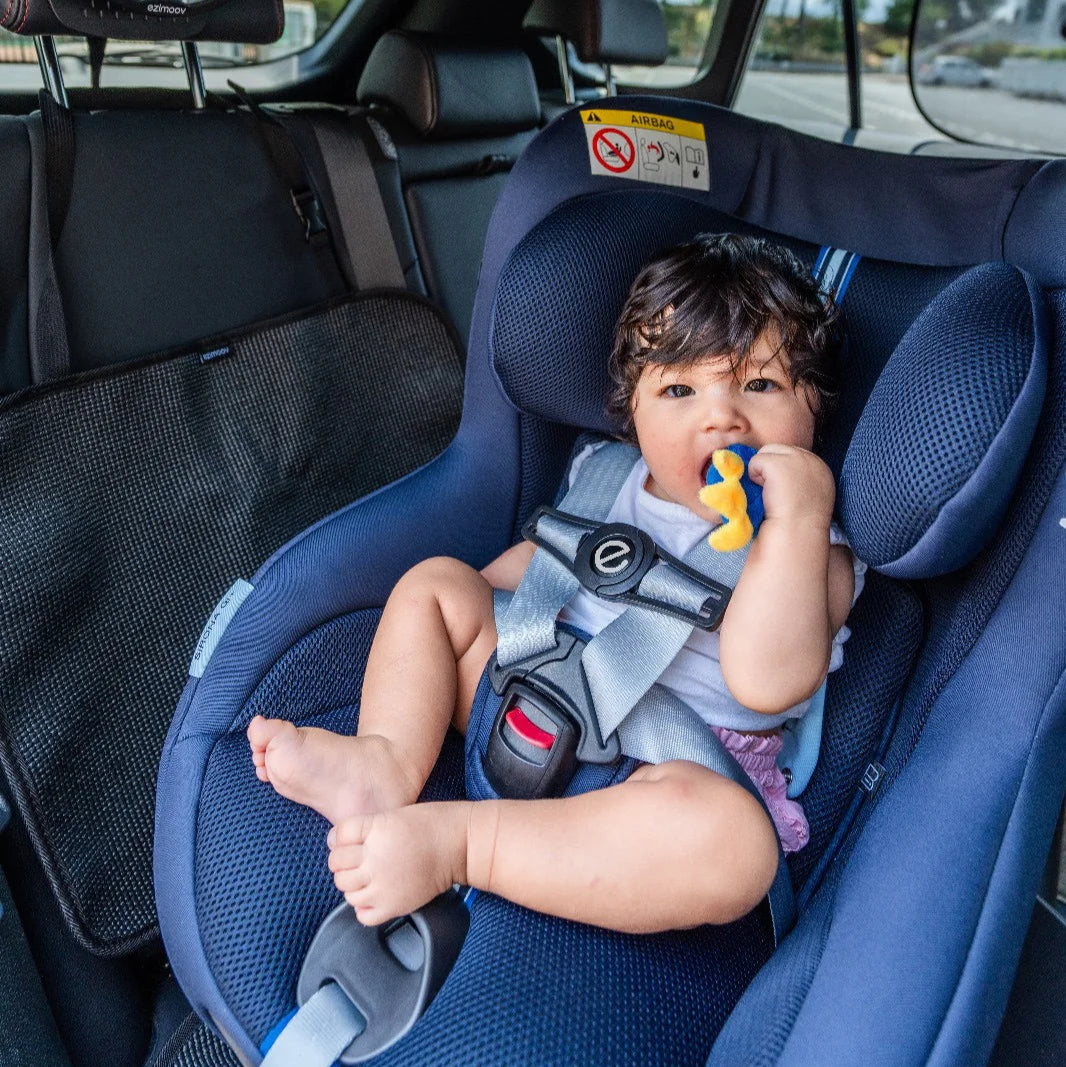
[662, 383, 694, 398]
[744, 377, 779, 393]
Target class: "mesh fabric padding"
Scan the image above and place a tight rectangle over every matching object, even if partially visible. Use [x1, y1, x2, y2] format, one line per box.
[196, 609, 465, 1047]
[786, 573, 923, 890]
[490, 192, 783, 433]
[0, 292, 463, 954]
[371, 891, 772, 1067]
[895, 287, 1066, 768]
[514, 415, 582, 540]
[840, 264, 1042, 571]
[819, 261, 965, 476]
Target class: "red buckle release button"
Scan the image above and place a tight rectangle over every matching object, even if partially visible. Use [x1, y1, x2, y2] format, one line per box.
[504, 707, 556, 750]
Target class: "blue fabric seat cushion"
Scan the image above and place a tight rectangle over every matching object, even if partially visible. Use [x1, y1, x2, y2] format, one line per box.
[840, 263, 1047, 578]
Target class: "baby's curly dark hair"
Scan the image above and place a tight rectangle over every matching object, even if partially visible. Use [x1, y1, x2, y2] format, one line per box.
[607, 233, 842, 445]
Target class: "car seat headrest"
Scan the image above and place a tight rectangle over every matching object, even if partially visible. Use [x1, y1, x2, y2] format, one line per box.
[490, 199, 1048, 580]
[0, 0, 282, 43]
[839, 263, 1047, 579]
[523, 0, 668, 66]
[357, 31, 541, 139]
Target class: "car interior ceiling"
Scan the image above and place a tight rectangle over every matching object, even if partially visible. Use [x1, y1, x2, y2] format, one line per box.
[0, 1, 1062, 1066]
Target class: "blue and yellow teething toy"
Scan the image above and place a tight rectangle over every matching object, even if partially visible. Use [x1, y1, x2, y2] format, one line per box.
[698, 444, 765, 552]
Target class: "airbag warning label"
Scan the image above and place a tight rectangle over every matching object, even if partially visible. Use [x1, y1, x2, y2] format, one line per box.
[581, 109, 709, 191]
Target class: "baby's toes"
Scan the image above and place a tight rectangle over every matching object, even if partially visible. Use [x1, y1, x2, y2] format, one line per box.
[247, 715, 289, 753]
[333, 866, 369, 894]
[354, 904, 386, 927]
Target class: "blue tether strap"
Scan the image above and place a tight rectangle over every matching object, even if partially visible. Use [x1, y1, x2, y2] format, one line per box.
[259, 981, 367, 1067]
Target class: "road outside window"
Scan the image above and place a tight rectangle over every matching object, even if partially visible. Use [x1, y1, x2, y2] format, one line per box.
[0, 0, 351, 92]
[735, 0, 938, 141]
[913, 0, 1066, 154]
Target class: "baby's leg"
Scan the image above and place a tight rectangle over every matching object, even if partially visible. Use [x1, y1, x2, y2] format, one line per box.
[249, 557, 497, 825]
[328, 761, 780, 931]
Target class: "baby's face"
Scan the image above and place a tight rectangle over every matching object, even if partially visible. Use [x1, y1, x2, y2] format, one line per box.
[629, 330, 817, 520]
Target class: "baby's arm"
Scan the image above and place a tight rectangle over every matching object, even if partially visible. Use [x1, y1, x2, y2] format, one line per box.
[718, 445, 855, 715]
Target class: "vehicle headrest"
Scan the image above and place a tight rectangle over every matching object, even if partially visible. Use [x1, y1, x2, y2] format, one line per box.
[523, 0, 667, 66]
[0, 0, 282, 43]
[357, 31, 541, 139]
[839, 263, 1047, 578]
[489, 196, 1047, 580]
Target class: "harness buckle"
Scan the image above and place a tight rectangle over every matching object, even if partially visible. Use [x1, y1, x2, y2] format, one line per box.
[484, 681, 579, 799]
[486, 629, 620, 799]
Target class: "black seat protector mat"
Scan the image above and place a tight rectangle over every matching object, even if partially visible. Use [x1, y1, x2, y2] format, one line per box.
[0, 291, 463, 954]
[149, 1014, 239, 1067]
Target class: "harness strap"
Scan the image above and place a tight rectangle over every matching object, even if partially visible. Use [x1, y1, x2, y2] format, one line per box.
[496, 442, 639, 667]
[494, 441, 794, 940]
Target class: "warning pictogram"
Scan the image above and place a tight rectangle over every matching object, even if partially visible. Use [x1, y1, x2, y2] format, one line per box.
[581, 109, 709, 191]
[592, 127, 634, 174]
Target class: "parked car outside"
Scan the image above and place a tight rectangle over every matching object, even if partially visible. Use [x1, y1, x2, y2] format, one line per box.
[916, 54, 991, 86]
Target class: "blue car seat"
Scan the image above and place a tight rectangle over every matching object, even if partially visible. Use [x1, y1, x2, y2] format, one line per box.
[155, 97, 1066, 1065]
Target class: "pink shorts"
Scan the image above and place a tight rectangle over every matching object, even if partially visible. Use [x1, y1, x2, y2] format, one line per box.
[710, 725, 810, 854]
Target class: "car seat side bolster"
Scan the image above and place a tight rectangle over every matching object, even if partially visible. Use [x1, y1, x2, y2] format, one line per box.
[766, 460, 1066, 1065]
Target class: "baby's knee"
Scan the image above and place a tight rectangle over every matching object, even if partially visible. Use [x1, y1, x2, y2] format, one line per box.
[396, 556, 483, 600]
[651, 762, 780, 922]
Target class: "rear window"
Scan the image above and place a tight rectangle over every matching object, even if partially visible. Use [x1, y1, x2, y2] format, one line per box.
[0, 0, 350, 92]
[613, 0, 719, 89]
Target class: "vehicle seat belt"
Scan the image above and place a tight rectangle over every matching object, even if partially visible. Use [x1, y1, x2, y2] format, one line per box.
[26, 91, 74, 385]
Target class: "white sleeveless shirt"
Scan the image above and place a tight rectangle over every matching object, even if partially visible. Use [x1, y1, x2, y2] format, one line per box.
[557, 444, 867, 731]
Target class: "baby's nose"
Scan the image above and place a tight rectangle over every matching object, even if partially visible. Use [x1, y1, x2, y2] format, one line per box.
[700, 392, 745, 431]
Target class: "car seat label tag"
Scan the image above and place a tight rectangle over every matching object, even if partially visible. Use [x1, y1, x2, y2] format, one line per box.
[581, 109, 709, 191]
[189, 578, 254, 679]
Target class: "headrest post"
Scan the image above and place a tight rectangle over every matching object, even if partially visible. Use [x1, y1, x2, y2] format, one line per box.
[604, 62, 616, 96]
[555, 34, 575, 104]
[181, 41, 207, 110]
[34, 36, 68, 108]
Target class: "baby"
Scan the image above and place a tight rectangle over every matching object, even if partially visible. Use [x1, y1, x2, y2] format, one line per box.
[248, 233, 862, 934]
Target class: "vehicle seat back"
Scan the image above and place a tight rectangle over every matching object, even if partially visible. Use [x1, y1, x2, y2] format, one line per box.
[0, 75, 463, 1067]
[357, 30, 542, 344]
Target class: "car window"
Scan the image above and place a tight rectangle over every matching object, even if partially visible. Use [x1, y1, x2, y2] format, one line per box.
[613, 0, 719, 88]
[734, 0, 939, 141]
[0, 0, 351, 92]
[912, 0, 1066, 154]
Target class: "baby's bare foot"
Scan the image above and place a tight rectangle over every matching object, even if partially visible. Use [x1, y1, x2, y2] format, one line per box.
[247, 715, 418, 825]
[327, 802, 472, 926]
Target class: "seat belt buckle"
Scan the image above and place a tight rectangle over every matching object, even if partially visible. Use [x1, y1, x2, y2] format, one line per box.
[484, 681, 579, 799]
[290, 186, 328, 241]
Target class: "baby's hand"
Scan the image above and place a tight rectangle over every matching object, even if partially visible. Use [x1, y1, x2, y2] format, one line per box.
[746, 444, 835, 528]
